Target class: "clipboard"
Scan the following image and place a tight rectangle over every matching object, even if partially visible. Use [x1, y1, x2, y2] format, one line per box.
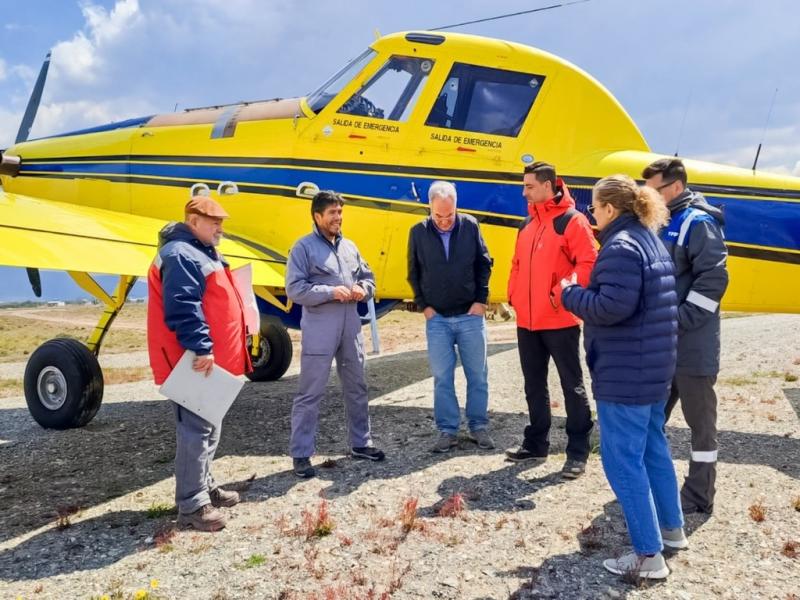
[159, 350, 245, 428]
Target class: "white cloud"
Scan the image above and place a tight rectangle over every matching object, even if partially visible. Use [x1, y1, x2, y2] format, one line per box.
[50, 0, 142, 84]
[0, 58, 6, 82]
[696, 123, 800, 177]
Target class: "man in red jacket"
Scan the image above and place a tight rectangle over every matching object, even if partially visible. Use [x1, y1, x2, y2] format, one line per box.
[148, 195, 251, 531]
[506, 162, 597, 478]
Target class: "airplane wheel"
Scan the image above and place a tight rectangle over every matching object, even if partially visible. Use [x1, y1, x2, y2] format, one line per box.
[246, 315, 293, 381]
[23, 338, 104, 429]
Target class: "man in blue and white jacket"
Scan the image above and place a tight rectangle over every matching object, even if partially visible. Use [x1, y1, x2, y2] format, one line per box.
[643, 158, 729, 515]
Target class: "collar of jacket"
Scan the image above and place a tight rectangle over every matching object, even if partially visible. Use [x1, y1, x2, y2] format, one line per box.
[312, 223, 342, 248]
[597, 212, 638, 245]
[158, 221, 222, 261]
[530, 178, 575, 220]
[667, 187, 725, 225]
[426, 213, 461, 235]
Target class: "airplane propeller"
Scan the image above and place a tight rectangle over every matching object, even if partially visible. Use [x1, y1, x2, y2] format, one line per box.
[15, 52, 51, 298]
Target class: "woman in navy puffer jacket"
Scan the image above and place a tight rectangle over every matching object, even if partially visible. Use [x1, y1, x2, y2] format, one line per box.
[561, 175, 684, 580]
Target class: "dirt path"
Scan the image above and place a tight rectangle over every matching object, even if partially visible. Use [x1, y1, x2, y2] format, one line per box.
[0, 313, 798, 599]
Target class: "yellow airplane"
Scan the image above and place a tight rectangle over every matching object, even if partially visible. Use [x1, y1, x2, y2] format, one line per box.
[1, 31, 799, 430]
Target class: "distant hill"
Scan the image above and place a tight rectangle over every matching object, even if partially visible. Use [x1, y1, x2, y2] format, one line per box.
[0, 267, 148, 303]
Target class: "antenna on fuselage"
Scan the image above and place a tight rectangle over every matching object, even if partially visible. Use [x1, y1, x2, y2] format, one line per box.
[674, 90, 692, 157]
[429, 0, 591, 31]
[752, 87, 779, 171]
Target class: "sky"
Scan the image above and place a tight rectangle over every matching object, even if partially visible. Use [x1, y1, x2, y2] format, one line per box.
[1, 0, 799, 300]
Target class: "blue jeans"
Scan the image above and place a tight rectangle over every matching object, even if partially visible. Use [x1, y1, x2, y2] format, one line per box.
[597, 399, 684, 555]
[425, 313, 489, 434]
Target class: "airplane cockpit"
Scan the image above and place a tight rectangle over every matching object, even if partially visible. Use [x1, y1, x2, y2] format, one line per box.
[305, 40, 545, 140]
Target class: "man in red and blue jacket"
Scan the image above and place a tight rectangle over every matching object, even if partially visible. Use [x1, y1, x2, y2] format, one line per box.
[147, 195, 251, 532]
[506, 161, 598, 478]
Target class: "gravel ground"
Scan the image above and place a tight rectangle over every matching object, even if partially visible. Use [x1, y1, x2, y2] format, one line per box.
[0, 312, 798, 599]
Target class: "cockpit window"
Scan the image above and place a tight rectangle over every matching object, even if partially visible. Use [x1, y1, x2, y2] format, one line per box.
[425, 63, 544, 137]
[307, 48, 376, 114]
[337, 55, 434, 122]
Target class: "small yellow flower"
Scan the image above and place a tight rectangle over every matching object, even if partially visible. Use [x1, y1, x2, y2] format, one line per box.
[100, 595, 111, 600]
[150, 579, 159, 589]
[133, 590, 148, 600]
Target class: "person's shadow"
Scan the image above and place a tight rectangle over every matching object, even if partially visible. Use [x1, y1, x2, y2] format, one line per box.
[503, 500, 712, 599]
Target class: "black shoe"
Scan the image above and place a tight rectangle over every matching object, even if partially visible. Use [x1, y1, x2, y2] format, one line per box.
[293, 457, 316, 478]
[561, 458, 586, 479]
[351, 446, 386, 461]
[504, 447, 547, 464]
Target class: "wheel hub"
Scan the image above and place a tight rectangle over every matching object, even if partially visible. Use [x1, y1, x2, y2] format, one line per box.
[36, 366, 68, 410]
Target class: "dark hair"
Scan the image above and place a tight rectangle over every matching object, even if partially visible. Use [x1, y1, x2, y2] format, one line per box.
[311, 190, 344, 217]
[523, 161, 557, 190]
[641, 158, 688, 186]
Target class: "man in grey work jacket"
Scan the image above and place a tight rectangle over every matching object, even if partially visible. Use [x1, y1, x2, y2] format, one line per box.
[285, 190, 385, 478]
[644, 158, 729, 514]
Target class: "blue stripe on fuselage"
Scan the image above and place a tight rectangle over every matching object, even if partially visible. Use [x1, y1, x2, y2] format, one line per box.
[17, 161, 800, 251]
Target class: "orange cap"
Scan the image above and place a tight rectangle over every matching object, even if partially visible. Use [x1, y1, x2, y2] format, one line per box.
[184, 195, 230, 218]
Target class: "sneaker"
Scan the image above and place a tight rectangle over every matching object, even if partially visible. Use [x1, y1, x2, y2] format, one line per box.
[661, 527, 689, 550]
[177, 504, 227, 532]
[209, 487, 240, 508]
[561, 458, 587, 479]
[293, 457, 316, 479]
[504, 446, 547, 464]
[602, 552, 669, 579]
[431, 432, 458, 453]
[351, 446, 386, 461]
[469, 429, 495, 449]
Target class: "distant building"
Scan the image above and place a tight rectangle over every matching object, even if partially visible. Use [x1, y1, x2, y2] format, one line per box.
[46, 300, 66, 307]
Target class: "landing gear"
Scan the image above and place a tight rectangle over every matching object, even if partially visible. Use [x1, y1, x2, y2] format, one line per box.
[22, 273, 137, 429]
[24, 338, 104, 429]
[246, 315, 293, 381]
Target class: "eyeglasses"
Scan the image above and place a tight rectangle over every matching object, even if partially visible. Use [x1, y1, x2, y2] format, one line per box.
[656, 179, 677, 191]
[587, 204, 596, 215]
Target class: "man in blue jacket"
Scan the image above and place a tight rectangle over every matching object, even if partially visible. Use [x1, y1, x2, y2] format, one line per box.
[285, 191, 385, 478]
[643, 158, 729, 514]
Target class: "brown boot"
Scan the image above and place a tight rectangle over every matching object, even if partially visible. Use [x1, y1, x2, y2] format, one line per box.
[210, 487, 240, 508]
[177, 504, 227, 532]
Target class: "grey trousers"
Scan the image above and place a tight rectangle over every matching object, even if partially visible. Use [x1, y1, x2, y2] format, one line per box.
[290, 330, 372, 458]
[173, 403, 219, 514]
[665, 374, 718, 512]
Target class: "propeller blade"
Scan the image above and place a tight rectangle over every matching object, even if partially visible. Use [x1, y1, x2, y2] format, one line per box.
[26, 267, 42, 298]
[15, 52, 51, 144]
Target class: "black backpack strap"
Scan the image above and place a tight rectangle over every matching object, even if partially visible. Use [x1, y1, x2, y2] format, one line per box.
[553, 208, 578, 235]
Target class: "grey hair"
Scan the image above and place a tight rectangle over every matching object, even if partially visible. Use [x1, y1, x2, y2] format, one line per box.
[428, 180, 457, 206]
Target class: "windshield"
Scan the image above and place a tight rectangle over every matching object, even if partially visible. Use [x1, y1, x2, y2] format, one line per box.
[306, 48, 376, 114]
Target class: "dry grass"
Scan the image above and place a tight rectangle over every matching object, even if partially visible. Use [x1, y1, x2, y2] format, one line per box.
[0, 366, 152, 399]
[0, 304, 147, 363]
[749, 501, 767, 522]
[301, 499, 335, 539]
[436, 492, 465, 518]
[781, 541, 799, 559]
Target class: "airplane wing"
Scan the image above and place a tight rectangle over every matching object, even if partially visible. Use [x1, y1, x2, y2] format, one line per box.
[0, 191, 285, 286]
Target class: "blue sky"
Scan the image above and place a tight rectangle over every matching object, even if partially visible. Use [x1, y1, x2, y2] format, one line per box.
[2, 0, 799, 300]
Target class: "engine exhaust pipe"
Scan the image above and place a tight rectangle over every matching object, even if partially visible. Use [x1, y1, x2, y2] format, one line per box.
[0, 151, 21, 177]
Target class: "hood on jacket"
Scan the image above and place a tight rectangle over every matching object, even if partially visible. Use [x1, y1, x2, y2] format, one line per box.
[530, 178, 576, 219]
[668, 188, 725, 226]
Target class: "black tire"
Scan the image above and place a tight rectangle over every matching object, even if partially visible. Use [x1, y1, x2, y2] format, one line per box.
[23, 338, 104, 429]
[246, 315, 293, 382]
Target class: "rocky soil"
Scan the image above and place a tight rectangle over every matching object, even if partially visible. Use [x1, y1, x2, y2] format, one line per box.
[0, 312, 798, 599]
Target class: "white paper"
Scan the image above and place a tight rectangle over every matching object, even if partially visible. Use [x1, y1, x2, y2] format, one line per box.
[231, 263, 261, 335]
[159, 350, 245, 428]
